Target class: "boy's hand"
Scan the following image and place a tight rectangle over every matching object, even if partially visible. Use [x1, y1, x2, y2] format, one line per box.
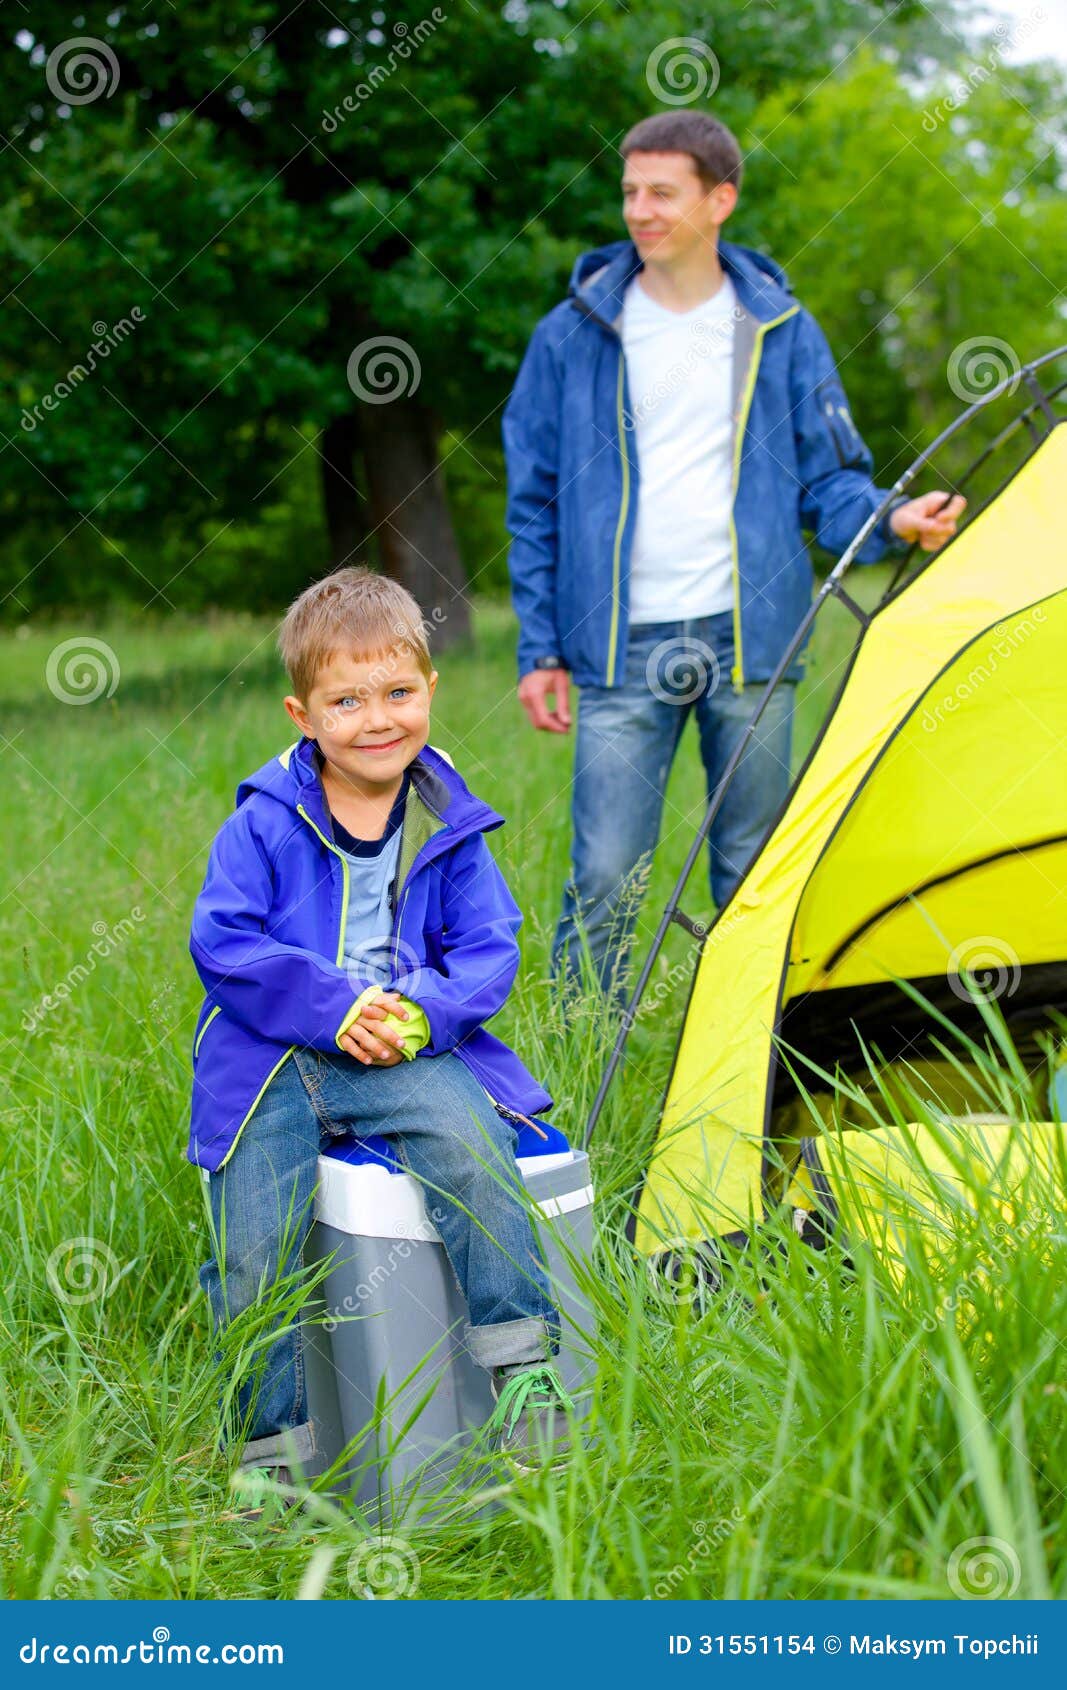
[339, 990, 410, 1065]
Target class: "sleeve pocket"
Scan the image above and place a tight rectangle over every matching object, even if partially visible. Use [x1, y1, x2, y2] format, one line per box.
[815, 374, 862, 468]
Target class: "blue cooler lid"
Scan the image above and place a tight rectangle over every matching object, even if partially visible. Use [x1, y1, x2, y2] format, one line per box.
[322, 1111, 570, 1174]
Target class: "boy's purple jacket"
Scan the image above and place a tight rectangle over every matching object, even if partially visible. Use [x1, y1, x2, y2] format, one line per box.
[187, 737, 553, 1171]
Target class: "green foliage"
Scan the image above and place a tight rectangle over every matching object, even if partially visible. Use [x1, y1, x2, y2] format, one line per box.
[6, 1, 1059, 612]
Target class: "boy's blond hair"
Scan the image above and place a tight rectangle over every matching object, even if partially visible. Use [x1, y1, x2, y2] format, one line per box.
[279, 566, 433, 701]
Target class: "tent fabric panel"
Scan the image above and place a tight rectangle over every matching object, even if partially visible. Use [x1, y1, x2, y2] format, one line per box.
[788, 591, 1067, 996]
[785, 1120, 1067, 1291]
[806, 842, 1067, 992]
[635, 422, 1067, 1252]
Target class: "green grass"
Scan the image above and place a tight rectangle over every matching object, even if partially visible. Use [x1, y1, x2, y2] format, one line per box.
[2, 580, 1065, 1600]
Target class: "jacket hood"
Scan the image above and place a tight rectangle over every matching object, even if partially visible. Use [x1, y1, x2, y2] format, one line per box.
[567, 236, 795, 328]
[234, 737, 503, 842]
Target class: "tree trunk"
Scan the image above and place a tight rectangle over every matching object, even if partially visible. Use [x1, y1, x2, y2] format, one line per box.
[358, 395, 471, 650]
[320, 412, 366, 569]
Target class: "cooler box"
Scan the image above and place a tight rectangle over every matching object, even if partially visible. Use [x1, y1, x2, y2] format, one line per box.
[301, 1114, 595, 1522]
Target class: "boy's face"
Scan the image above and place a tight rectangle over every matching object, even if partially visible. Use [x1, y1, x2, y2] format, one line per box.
[284, 647, 438, 793]
[621, 150, 736, 265]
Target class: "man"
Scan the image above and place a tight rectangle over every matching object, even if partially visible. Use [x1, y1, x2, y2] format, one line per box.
[502, 110, 964, 1002]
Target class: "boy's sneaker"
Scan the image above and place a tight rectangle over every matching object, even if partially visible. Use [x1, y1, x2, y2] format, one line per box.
[230, 1463, 297, 1522]
[486, 1361, 576, 1473]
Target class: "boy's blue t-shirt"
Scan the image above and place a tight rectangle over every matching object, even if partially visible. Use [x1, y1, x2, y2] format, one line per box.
[331, 772, 409, 983]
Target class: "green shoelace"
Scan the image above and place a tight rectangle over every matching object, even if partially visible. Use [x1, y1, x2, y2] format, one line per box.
[488, 1364, 576, 1440]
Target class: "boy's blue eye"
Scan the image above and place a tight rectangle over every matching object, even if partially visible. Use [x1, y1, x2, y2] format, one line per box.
[389, 687, 410, 699]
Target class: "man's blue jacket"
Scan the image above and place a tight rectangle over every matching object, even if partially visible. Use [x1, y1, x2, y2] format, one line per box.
[502, 237, 909, 690]
[187, 738, 552, 1171]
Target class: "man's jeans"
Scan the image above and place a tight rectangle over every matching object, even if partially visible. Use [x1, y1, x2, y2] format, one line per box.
[551, 611, 796, 1001]
[199, 1048, 561, 1471]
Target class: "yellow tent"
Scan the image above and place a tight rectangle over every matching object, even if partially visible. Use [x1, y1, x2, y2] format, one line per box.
[585, 359, 1067, 1259]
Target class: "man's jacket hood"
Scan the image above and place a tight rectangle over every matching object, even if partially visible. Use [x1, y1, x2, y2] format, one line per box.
[566, 236, 796, 330]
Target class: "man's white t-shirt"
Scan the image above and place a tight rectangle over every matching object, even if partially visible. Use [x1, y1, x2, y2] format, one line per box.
[618, 271, 739, 625]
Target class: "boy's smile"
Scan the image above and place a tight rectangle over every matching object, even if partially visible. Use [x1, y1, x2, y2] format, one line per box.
[284, 647, 439, 801]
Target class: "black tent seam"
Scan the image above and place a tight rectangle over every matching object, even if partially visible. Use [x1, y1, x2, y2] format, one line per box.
[820, 833, 1067, 976]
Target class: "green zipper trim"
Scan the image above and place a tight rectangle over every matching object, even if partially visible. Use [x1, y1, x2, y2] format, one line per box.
[193, 1002, 221, 1057]
[213, 1046, 296, 1171]
[728, 304, 800, 692]
[605, 355, 630, 686]
[213, 802, 350, 1174]
[297, 804, 350, 964]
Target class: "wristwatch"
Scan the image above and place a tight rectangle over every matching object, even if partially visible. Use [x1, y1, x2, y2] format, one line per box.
[531, 655, 564, 670]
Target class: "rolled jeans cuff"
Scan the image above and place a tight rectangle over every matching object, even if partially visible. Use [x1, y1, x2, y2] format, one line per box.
[465, 1315, 556, 1371]
[239, 1420, 316, 1471]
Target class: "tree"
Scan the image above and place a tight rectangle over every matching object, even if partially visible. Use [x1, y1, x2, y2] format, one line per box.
[0, 1, 971, 620]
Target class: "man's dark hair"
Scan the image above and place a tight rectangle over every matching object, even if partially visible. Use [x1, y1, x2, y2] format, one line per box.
[620, 112, 743, 192]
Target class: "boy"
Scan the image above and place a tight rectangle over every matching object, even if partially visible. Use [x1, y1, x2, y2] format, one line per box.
[188, 566, 575, 1504]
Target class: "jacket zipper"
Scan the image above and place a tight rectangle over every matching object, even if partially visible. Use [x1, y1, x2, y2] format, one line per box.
[208, 803, 349, 1172]
[606, 350, 630, 685]
[728, 304, 800, 692]
[573, 295, 631, 689]
[297, 803, 351, 965]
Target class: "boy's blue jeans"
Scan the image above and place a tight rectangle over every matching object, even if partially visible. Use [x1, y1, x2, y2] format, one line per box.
[551, 611, 796, 1002]
[199, 1047, 561, 1472]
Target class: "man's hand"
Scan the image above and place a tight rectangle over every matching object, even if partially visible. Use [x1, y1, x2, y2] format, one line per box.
[518, 666, 571, 733]
[889, 490, 966, 551]
[339, 990, 410, 1065]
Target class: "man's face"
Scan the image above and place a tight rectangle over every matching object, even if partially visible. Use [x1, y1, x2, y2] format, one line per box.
[621, 150, 736, 264]
[285, 647, 438, 793]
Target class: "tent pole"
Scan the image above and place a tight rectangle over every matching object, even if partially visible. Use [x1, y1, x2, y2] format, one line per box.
[582, 567, 853, 1151]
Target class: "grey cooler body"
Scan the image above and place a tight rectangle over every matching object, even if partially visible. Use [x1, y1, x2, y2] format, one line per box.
[302, 1138, 596, 1524]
